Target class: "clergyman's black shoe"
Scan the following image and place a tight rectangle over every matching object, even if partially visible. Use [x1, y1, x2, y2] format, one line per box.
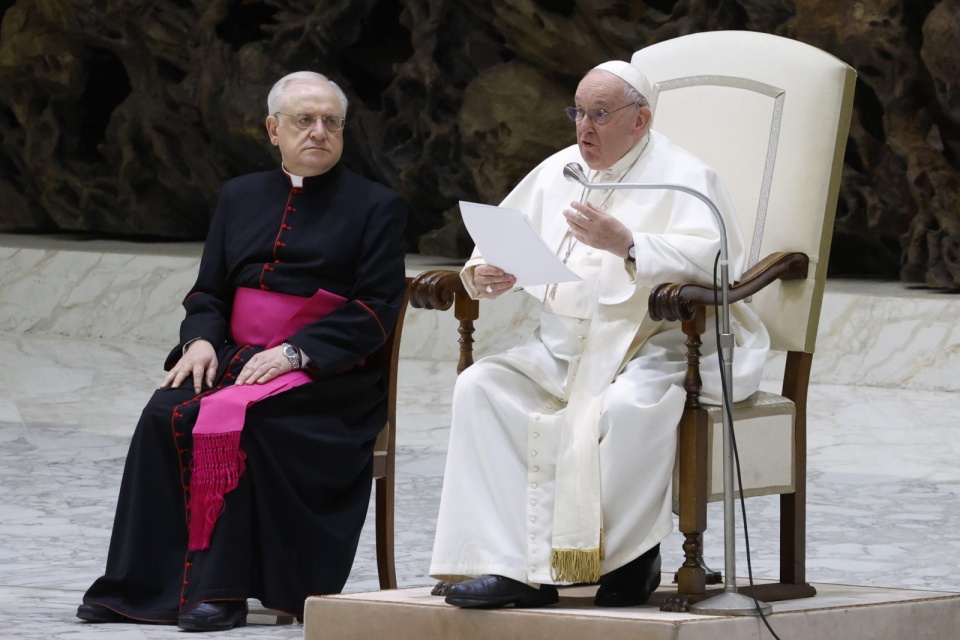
[177, 600, 248, 632]
[594, 544, 662, 607]
[77, 603, 129, 623]
[445, 574, 559, 609]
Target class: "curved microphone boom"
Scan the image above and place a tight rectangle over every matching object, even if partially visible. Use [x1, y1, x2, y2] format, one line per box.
[563, 162, 729, 265]
[562, 160, 730, 331]
[562, 162, 770, 617]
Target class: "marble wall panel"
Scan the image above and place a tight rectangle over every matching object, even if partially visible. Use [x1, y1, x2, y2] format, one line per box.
[764, 282, 960, 393]
[0, 243, 199, 345]
[3, 240, 958, 392]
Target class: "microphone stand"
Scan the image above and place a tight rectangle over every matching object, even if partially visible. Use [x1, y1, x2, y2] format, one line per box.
[563, 162, 770, 616]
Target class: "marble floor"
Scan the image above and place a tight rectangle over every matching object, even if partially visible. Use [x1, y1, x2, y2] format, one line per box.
[0, 241, 959, 638]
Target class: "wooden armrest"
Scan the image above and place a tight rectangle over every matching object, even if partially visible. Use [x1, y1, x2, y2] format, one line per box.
[408, 269, 480, 373]
[648, 251, 809, 323]
[409, 269, 466, 311]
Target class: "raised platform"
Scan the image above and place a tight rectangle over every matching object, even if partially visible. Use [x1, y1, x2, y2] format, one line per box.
[304, 582, 960, 640]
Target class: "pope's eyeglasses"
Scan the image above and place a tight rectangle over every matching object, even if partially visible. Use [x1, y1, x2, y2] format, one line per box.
[564, 102, 638, 126]
[274, 112, 345, 132]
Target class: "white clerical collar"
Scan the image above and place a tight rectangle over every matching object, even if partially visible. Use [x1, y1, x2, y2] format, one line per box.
[592, 131, 651, 183]
[282, 165, 305, 187]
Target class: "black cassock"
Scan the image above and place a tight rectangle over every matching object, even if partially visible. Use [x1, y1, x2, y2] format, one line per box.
[82, 165, 408, 621]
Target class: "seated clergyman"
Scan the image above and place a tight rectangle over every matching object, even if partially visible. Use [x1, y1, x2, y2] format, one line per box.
[78, 71, 408, 631]
[429, 60, 770, 608]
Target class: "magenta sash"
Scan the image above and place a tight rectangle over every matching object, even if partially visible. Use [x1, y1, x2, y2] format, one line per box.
[187, 286, 346, 551]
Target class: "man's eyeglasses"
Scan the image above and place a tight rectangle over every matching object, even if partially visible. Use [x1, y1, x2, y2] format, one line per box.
[564, 102, 638, 126]
[274, 112, 346, 132]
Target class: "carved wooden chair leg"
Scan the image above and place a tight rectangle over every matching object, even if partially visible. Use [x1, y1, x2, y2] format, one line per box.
[408, 270, 480, 597]
[673, 554, 722, 585]
[661, 312, 709, 613]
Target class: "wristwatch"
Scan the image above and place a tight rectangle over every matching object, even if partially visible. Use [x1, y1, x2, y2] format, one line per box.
[281, 342, 302, 370]
[627, 244, 636, 262]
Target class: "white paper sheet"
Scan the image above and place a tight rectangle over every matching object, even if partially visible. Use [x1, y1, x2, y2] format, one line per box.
[459, 201, 582, 288]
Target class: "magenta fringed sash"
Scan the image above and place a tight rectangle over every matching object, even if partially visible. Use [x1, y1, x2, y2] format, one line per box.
[187, 286, 347, 551]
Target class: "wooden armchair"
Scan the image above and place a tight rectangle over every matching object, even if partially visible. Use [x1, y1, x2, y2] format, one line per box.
[367, 278, 409, 590]
[369, 271, 478, 589]
[369, 34, 855, 610]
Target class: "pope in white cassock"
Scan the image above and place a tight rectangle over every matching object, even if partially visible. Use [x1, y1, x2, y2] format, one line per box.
[430, 60, 770, 609]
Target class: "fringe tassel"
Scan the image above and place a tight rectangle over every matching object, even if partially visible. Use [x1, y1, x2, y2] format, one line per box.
[188, 431, 246, 551]
[550, 548, 602, 583]
[550, 528, 605, 583]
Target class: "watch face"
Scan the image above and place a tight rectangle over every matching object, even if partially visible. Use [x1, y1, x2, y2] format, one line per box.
[282, 344, 300, 368]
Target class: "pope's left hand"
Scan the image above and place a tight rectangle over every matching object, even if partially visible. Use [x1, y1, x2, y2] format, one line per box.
[563, 201, 634, 259]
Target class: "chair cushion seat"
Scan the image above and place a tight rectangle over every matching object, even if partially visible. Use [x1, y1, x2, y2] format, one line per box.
[673, 390, 796, 511]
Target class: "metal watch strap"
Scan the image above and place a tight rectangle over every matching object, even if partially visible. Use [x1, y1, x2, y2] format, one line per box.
[281, 342, 301, 370]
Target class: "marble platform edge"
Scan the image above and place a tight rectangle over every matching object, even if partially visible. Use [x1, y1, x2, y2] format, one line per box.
[303, 583, 960, 640]
[1, 234, 959, 392]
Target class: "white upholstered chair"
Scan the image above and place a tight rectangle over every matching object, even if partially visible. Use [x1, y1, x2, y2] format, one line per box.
[394, 31, 855, 609]
[634, 31, 856, 609]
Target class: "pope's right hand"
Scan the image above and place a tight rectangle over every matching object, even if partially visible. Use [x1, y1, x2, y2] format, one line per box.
[474, 264, 517, 299]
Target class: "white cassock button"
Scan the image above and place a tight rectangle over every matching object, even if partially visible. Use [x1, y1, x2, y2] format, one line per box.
[530, 517, 536, 523]
[532, 432, 539, 439]
[530, 499, 537, 506]
[531, 451, 538, 457]
[531, 482, 538, 489]
[532, 465, 540, 472]
[534, 414, 541, 421]
[578, 335, 585, 342]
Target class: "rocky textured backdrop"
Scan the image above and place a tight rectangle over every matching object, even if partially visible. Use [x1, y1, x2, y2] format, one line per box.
[0, 0, 958, 286]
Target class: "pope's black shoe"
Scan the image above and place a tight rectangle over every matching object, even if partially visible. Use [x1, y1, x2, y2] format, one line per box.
[445, 575, 559, 609]
[594, 544, 662, 607]
[76, 603, 129, 623]
[177, 600, 248, 632]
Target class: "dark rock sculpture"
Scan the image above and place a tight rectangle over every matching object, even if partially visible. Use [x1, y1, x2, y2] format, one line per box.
[0, 0, 957, 286]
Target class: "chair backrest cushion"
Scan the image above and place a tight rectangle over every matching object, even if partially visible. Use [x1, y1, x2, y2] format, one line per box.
[632, 31, 856, 353]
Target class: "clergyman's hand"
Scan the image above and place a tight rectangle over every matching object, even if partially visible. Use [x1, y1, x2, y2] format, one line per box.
[234, 345, 294, 386]
[562, 201, 633, 259]
[161, 339, 218, 394]
[473, 264, 517, 299]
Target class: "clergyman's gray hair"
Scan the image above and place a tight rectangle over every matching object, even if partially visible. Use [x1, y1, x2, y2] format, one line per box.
[267, 71, 349, 117]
